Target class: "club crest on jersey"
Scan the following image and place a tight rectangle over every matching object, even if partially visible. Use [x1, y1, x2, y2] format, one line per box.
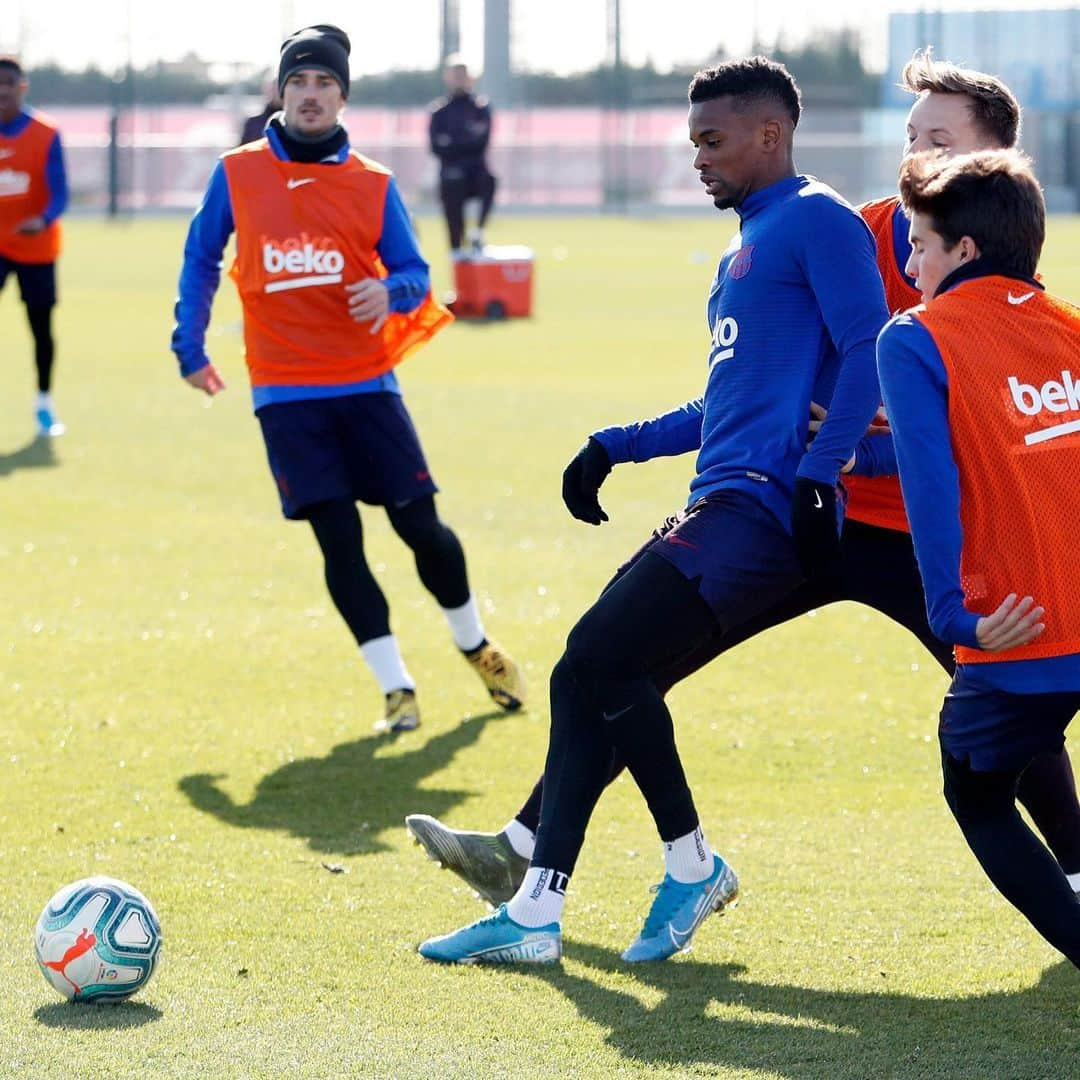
[727, 244, 754, 280]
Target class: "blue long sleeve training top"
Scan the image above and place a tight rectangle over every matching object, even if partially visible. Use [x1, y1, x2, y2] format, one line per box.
[171, 123, 431, 409]
[595, 175, 888, 530]
[877, 288, 1080, 693]
[0, 110, 68, 224]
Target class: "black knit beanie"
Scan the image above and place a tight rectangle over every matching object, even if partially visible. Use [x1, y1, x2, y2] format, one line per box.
[278, 25, 351, 98]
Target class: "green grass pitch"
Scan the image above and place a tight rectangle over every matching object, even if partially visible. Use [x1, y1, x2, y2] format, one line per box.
[1, 214, 1078, 1078]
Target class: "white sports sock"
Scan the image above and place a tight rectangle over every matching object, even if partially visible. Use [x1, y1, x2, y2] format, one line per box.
[502, 818, 536, 860]
[1067, 871, 1080, 893]
[36, 391, 54, 410]
[442, 596, 486, 653]
[505, 866, 567, 927]
[663, 826, 714, 884]
[359, 635, 415, 694]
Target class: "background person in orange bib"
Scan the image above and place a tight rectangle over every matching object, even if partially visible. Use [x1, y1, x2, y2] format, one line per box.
[0, 55, 68, 438]
[171, 25, 524, 733]
[879, 147, 1080, 965]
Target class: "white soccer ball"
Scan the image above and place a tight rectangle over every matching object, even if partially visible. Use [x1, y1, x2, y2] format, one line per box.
[34, 876, 162, 1003]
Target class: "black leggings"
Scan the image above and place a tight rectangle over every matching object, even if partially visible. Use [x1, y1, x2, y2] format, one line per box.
[439, 167, 496, 250]
[943, 750, 1080, 967]
[519, 520, 1080, 876]
[28, 304, 54, 393]
[307, 494, 471, 647]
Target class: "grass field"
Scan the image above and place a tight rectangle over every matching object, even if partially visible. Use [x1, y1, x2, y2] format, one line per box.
[1, 212, 1079, 1079]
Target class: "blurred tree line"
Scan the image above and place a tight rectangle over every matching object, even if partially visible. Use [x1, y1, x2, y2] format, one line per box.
[26, 31, 879, 108]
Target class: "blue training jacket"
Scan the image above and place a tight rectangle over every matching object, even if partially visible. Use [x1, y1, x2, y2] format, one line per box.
[170, 123, 431, 409]
[594, 174, 889, 531]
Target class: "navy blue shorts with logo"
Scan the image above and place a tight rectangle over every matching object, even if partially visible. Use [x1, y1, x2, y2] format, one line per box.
[256, 392, 438, 520]
[628, 490, 804, 629]
[940, 668, 1080, 772]
[0, 256, 57, 307]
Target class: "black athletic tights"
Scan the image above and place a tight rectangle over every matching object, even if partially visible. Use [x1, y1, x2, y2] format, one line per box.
[307, 495, 470, 646]
[28, 305, 54, 393]
[943, 751, 1080, 967]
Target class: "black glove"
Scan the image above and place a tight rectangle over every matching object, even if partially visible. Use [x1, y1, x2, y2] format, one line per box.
[790, 477, 841, 578]
[562, 438, 613, 525]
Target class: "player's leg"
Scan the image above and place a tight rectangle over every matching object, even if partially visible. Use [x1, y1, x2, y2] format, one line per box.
[257, 397, 419, 731]
[466, 167, 497, 247]
[943, 745, 1080, 967]
[17, 262, 62, 436]
[438, 170, 468, 252]
[841, 519, 1080, 885]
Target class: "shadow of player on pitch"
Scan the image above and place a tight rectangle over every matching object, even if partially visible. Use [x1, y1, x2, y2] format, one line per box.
[0, 436, 58, 478]
[526, 942, 1078, 1078]
[178, 709, 505, 856]
[33, 1001, 163, 1029]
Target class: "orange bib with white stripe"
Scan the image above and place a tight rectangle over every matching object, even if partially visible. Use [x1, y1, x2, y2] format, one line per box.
[0, 113, 61, 263]
[914, 276, 1080, 664]
[844, 196, 921, 533]
[222, 142, 450, 387]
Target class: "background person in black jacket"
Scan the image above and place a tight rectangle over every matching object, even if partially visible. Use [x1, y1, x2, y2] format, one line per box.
[428, 56, 496, 255]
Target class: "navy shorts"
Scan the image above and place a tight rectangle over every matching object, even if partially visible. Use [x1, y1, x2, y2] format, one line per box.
[0, 256, 57, 307]
[639, 490, 804, 629]
[256, 392, 438, 520]
[940, 669, 1080, 771]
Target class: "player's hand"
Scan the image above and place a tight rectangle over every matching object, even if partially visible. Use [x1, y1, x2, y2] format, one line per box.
[15, 215, 46, 235]
[346, 278, 390, 334]
[975, 593, 1045, 652]
[790, 477, 841, 578]
[562, 438, 613, 525]
[807, 402, 888, 473]
[184, 363, 227, 396]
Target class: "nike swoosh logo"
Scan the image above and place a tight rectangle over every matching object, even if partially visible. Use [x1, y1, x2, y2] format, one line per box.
[602, 704, 634, 722]
[813, 490, 823, 509]
[1007, 291, 1035, 305]
[287, 177, 316, 189]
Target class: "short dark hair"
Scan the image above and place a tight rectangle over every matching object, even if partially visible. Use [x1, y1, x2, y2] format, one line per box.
[901, 47, 1020, 148]
[899, 148, 1044, 278]
[689, 56, 801, 128]
[0, 55, 24, 77]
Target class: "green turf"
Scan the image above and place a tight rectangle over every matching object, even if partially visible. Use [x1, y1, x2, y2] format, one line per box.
[1, 213, 1078, 1079]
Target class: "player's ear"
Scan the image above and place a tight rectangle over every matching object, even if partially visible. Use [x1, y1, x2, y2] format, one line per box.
[760, 118, 782, 152]
[957, 235, 981, 262]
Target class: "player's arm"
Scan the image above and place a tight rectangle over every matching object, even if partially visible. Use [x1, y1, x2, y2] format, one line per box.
[171, 160, 234, 394]
[15, 130, 68, 234]
[562, 398, 704, 525]
[878, 315, 996, 649]
[347, 177, 430, 333]
[791, 201, 889, 572]
[847, 429, 897, 477]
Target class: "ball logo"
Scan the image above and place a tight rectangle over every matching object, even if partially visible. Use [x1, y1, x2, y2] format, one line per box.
[1008, 371, 1080, 445]
[261, 235, 345, 294]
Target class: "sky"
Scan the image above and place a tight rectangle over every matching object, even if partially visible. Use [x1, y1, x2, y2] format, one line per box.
[0, 0, 1073, 77]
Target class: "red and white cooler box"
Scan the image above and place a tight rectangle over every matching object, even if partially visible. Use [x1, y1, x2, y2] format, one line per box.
[451, 245, 535, 319]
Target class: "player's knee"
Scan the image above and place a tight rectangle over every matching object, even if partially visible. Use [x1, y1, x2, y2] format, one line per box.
[942, 752, 1015, 825]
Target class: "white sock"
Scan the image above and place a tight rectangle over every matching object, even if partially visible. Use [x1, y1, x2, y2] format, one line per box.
[663, 826, 714, 884]
[1067, 871, 1080, 892]
[502, 818, 535, 859]
[36, 391, 54, 410]
[505, 866, 567, 927]
[359, 635, 415, 694]
[442, 596, 485, 653]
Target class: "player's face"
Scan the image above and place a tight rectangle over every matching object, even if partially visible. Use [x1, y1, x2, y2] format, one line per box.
[689, 97, 765, 210]
[0, 69, 27, 122]
[906, 211, 977, 301]
[282, 70, 344, 137]
[443, 65, 471, 93]
[904, 92, 986, 159]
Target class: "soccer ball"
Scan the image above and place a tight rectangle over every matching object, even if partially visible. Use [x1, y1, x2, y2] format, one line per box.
[34, 876, 162, 1003]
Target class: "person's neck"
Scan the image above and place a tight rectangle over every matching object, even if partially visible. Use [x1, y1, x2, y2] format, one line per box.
[0, 108, 21, 125]
[271, 115, 348, 163]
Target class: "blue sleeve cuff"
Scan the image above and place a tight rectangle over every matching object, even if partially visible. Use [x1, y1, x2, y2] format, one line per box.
[592, 426, 633, 465]
[377, 177, 430, 314]
[946, 611, 982, 651]
[848, 432, 897, 478]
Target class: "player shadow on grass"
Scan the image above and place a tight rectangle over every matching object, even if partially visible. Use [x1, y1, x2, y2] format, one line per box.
[33, 1001, 162, 1029]
[528, 943, 1078, 1077]
[0, 436, 58, 477]
[178, 710, 505, 856]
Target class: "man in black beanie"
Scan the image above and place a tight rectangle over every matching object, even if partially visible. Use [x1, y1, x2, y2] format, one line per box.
[172, 25, 525, 733]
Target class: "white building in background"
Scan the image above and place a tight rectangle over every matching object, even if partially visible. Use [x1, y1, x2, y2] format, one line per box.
[886, 7, 1080, 209]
